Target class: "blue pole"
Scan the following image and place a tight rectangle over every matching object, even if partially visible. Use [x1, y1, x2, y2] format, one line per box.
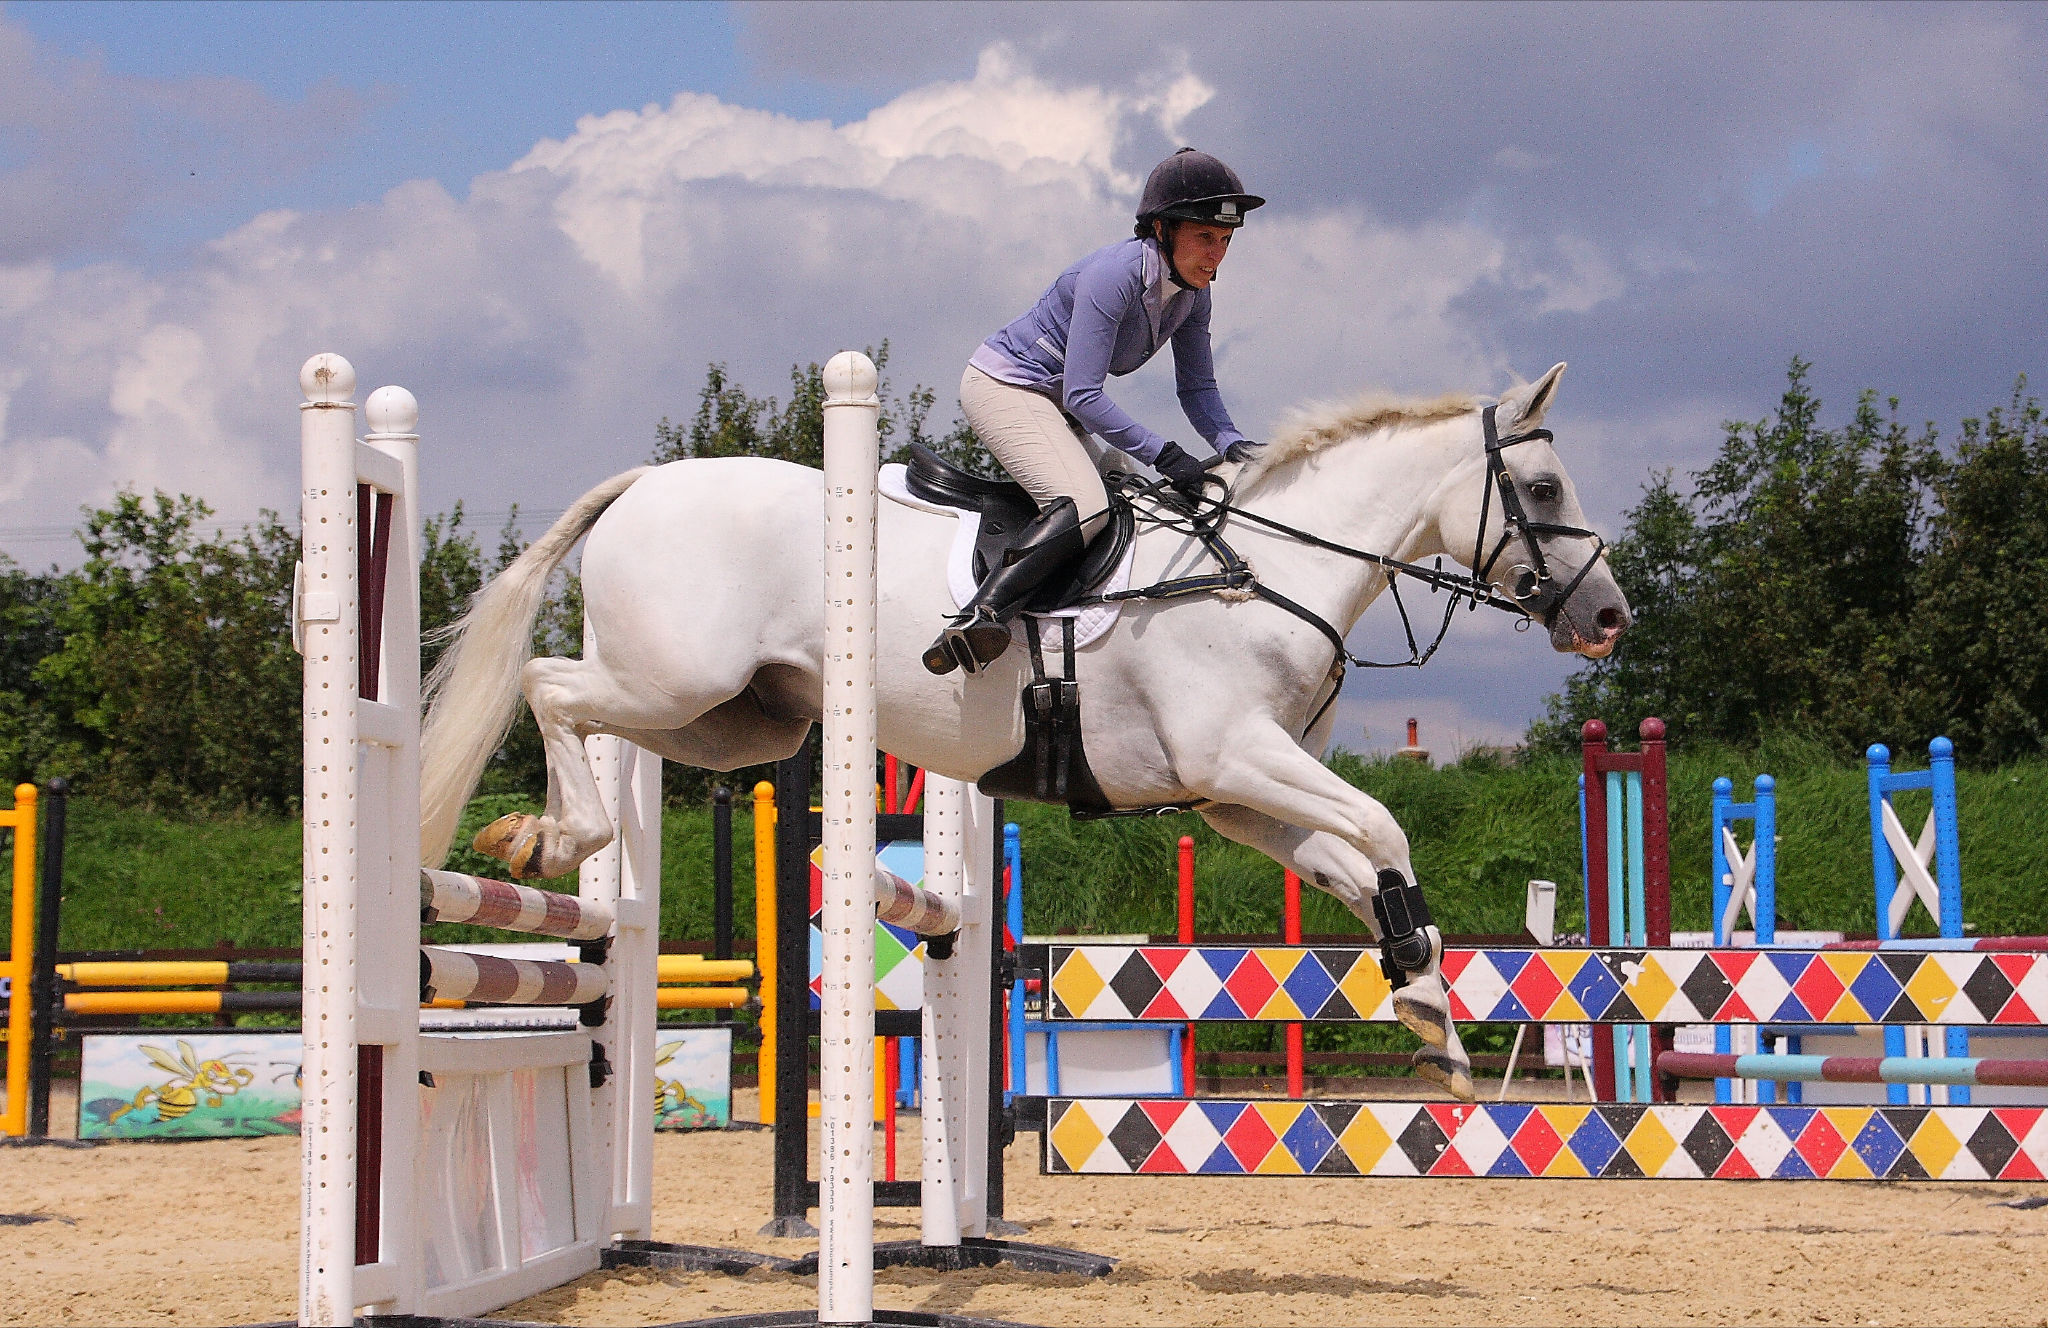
[1005, 822, 1026, 1105]
[1711, 777, 1734, 1104]
[1754, 775, 1778, 945]
[1754, 773, 1779, 1103]
[1606, 770, 1630, 1100]
[1930, 738, 1971, 1103]
[1626, 772, 1651, 1100]
[1578, 774, 1591, 943]
[1867, 744, 1909, 1104]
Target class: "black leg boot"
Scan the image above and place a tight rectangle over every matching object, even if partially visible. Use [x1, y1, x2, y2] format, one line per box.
[923, 498, 1086, 675]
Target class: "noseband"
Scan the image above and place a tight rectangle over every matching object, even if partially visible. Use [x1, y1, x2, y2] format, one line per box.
[1473, 404, 1609, 633]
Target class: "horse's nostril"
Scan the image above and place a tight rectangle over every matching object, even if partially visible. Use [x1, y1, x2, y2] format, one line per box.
[1597, 607, 1626, 631]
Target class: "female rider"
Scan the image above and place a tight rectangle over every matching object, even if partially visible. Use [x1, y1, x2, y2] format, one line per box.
[923, 147, 1266, 676]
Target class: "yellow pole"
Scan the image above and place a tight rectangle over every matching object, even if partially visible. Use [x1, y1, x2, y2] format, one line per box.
[655, 986, 752, 1011]
[873, 1035, 887, 1121]
[59, 960, 236, 986]
[2, 784, 37, 1137]
[753, 780, 776, 1124]
[653, 956, 755, 984]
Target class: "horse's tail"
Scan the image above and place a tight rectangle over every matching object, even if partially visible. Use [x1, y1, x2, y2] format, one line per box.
[419, 466, 650, 867]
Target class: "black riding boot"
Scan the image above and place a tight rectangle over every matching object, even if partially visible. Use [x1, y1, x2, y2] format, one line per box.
[923, 498, 1086, 676]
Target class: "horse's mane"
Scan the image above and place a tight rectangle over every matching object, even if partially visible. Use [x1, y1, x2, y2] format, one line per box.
[1252, 391, 1480, 478]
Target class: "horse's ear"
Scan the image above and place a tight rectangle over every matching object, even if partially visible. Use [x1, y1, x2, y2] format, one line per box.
[1501, 362, 1567, 432]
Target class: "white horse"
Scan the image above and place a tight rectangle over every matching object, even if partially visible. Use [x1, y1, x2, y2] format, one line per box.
[419, 362, 1629, 1099]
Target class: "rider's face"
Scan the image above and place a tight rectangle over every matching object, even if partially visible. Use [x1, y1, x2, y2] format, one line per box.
[1161, 222, 1234, 288]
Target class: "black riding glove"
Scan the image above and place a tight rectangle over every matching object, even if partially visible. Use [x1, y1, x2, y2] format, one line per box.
[1224, 439, 1263, 464]
[1152, 441, 1209, 496]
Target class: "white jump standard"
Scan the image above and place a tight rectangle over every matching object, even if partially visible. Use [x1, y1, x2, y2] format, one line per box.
[294, 354, 704, 1326]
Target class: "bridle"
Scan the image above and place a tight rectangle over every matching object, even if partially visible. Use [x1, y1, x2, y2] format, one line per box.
[1471, 403, 1609, 632]
[1088, 403, 1610, 737]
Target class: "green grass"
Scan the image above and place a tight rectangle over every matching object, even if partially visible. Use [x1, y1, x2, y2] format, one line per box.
[19, 740, 2048, 957]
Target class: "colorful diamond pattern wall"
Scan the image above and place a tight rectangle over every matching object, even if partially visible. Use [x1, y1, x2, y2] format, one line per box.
[807, 841, 929, 1012]
[1043, 945, 2048, 1026]
[1044, 1099, 2048, 1181]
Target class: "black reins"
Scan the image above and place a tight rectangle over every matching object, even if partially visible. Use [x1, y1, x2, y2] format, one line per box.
[1083, 404, 1608, 738]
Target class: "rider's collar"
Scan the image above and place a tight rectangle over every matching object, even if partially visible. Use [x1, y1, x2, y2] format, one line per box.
[1141, 235, 1195, 295]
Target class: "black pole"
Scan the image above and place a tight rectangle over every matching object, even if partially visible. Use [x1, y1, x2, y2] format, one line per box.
[711, 786, 733, 1026]
[763, 737, 816, 1236]
[27, 778, 68, 1139]
[712, 787, 733, 962]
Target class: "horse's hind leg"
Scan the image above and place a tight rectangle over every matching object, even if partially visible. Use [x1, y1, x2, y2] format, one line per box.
[1199, 801, 1475, 1102]
[472, 654, 692, 879]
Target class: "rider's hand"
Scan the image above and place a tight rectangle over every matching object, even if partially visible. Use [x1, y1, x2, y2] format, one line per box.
[1152, 441, 1209, 496]
[1224, 439, 1263, 464]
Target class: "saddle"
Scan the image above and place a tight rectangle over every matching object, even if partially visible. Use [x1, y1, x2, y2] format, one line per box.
[903, 444, 1134, 614]
[903, 444, 1128, 816]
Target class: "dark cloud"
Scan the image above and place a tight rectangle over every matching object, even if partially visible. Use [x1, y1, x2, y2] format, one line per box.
[738, 2, 2048, 442]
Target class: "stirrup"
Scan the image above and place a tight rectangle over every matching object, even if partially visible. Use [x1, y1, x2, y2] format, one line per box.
[922, 610, 1013, 676]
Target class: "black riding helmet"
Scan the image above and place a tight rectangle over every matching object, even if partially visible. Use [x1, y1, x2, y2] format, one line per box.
[1136, 147, 1265, 229]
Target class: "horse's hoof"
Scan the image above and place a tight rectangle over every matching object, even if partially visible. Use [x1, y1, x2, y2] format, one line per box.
[1412, 1048, 1476, 1102]
[472, 813, 547, 878]
[1392, 978, 1451, 1049]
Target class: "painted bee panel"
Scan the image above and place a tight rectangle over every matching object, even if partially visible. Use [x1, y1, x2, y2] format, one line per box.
[1044, 1098, 2048, 1182]
[652, 1025, 732, 1130]
[1043, 945, 2048, 1027]
[78, 1033, 302, 1139]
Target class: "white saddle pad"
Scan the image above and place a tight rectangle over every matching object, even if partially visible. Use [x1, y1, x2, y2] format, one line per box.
[878, 462, 1130, 651]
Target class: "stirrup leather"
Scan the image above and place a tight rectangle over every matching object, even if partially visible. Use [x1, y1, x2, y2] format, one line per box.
[922, 498, 1086, 676]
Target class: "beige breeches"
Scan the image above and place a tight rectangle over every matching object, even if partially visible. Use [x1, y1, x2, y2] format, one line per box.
[958, 365, 1112, 541]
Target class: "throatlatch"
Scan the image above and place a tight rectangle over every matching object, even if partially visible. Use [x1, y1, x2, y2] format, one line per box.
[1370, 867, 1438, 988]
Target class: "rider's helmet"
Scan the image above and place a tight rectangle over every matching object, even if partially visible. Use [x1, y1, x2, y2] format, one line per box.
[1136, 147, 1266, 230]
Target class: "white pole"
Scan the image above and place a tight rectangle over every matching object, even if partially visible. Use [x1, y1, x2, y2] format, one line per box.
[918, 777, 965, 1246]
[299, 354, 359, 1327]
[818, 351, 880, 1325]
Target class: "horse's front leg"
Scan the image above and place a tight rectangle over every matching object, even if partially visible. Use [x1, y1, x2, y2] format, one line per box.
[469, 655, 620, 878]
[1190, 740, 1474, 1102]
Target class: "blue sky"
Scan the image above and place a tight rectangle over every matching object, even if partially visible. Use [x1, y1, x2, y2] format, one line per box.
[2, 1, 2043, 755]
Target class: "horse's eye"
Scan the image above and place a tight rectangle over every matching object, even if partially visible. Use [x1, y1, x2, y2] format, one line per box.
[1529, 480, 1559, 503]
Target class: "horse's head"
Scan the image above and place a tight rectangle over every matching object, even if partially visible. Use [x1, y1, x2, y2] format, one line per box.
[1439, 364, 1631, 657]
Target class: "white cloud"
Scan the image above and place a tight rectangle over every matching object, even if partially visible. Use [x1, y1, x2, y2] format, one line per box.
[0, 40, 1625, 580]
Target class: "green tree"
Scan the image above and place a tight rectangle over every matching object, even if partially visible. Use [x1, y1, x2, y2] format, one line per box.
[1900, 380, 2048, 761]
[419, 502, 486, 677]
[0, 555, 73, 782]
[1538, 361, 1943, 750]
[35, 493, 301, 811]
[652, 343, 998, 478]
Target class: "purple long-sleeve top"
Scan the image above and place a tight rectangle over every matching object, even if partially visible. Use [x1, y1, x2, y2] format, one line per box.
[967, 236, 1248, 466]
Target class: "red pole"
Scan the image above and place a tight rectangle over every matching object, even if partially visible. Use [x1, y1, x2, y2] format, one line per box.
[1581, 719, 1616, 1102]
[1639, 716, 1675, 1102]
[1284, 869, 1303, 1099]
[883, 1037, 898, 1181]
[1179, 835, 1196, 1096]
[903, 767, 925, 814]
[884, 753, 899, 814]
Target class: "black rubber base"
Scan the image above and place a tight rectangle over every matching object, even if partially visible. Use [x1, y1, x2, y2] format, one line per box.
[675, 1311, 1036, 1327]
[245, 1237, 1110, 1328]
[785, 1238, 1115, 1279]
[606, 1236, 1115, 1281]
